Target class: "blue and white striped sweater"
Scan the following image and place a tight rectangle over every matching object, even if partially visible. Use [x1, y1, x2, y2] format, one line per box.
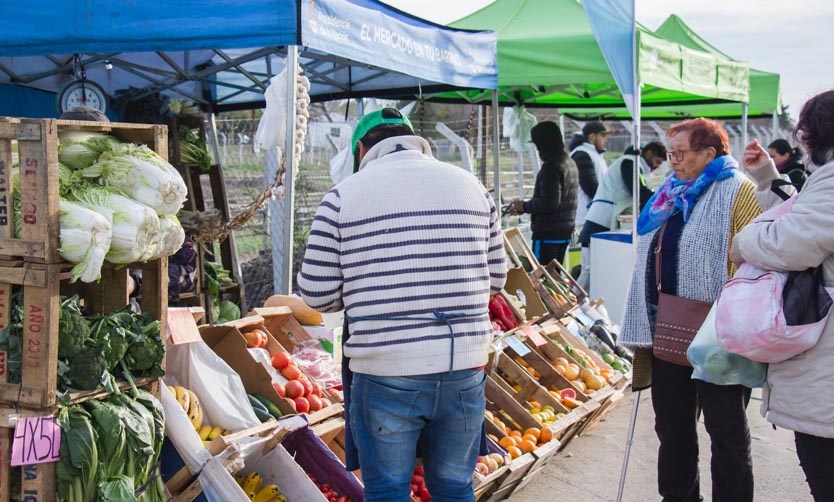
[297, 136, 506, 376]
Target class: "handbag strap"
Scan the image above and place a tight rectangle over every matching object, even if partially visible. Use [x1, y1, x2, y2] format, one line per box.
[654, 220, 670, 293]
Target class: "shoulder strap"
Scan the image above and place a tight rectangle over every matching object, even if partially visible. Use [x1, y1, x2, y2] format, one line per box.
[654, 220, 669, 292]
[770, 179, 795, 201]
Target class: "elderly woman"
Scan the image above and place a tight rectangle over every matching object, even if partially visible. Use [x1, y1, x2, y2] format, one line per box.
[732, 89, 834, 501]
[620, 118, 760, 501]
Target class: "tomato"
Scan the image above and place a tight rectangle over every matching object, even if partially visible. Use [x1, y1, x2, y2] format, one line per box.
[294, 396, 310, 413]
[272, 381, 285, 397]
[281, 365, 302, 381]
[285, 380, 305, 399]
[307, 394, 323, 412]
[271, 351, 293, 370]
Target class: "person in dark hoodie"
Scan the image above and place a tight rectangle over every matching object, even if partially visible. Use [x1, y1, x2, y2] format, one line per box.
[768, 138, 807, 190]
[509, 121, 579, 266]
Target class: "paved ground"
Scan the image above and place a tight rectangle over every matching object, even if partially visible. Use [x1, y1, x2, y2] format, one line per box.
[509, 388, 812, 502]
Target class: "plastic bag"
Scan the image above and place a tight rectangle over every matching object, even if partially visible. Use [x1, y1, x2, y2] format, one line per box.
[253, 65, 288, 154]
[687, 303, 767, 388]
[198, 457, 250, 502]
[292, 340, 342, 390]
[329, 146, 353, 185]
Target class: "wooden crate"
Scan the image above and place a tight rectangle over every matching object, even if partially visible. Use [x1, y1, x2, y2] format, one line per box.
[543, 322, 625, 388]
[0, 258, 166, 408]
[500, 339, 592, 403]
[473, 463, 510, 501]
[482, 452, 535, 502]
[0, 377, 161, 502]
[544, 259, 587, 303]
[503, 228, 538, 272]
[0, 117, 167, 264]
[528, 267, 577, 318]
[509, 437, 561, 495]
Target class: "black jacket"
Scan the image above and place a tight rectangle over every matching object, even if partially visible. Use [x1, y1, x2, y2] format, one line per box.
[524, 144, 578, 241]
[781, 158, 807, 191]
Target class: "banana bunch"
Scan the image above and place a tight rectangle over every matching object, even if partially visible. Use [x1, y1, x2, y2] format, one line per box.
[197, 424, 225, 442]
[169, 385, 203, 429]
[234, 472, 288, 502]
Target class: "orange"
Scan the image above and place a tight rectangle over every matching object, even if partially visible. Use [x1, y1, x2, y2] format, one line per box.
[511, 435, 524, 446]
[498, 436, 516, 449]
[519, 439, 536, 453]
[509, 429, 522, 438]
[573, 380, 587, 393]
[523, 427, 541, 441]
[506, 445, 522, 459]
[527, 400, 542, 409]
[539, 427, 554, 444]
[562, 397, 581, 409]
[554, 357, 569, 367]
[521, 434, 538, 444]
[487, 434, 499, 443]
[526, 366, 537, 377]
[564, 364, 580, 380]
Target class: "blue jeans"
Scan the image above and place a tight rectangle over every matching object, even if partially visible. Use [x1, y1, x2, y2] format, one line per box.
[349, 368, 486, 502]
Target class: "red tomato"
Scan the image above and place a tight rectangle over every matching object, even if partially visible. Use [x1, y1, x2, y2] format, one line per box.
[307, 394, 323, 412]
[294, 396, 310, 413]
[271, 351, 292, 370]
[272, 381, 285, 397]
[299, 378, 314, 396]
[281, 365, 302, 381]
[285, 380, 305, 399]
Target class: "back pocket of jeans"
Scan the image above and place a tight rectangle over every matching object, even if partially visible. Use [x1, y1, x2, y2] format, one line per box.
[363, 379, 421, 435]
[459, 372, 487, 432]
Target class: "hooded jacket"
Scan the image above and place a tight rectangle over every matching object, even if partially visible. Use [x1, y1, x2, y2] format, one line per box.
[524, 124, 579, 241]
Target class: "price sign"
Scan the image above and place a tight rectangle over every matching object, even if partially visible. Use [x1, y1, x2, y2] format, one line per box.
[504, 335, 531, 357]
[167, 308, 202, 345]
[11, 416, 60, 466]
[522, 326, 547, 347]
[574, 311, 595, 327]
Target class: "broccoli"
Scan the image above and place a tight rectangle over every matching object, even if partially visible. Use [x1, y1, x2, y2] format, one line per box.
[66, 344, 107, 390]
[124, 335, 164, 376]
[89, 316, 129, 371]
[58, 296, 90, 359]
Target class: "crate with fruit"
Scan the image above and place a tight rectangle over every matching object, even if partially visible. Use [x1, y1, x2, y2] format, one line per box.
[542, 322, 628, 388]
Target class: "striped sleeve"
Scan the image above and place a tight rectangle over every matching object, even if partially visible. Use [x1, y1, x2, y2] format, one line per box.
[486, 190, 507, 292]
[727, 180, 761, 277]
[297, 189, 344, 312]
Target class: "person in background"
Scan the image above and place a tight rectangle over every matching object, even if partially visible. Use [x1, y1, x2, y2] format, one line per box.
[570, 121, 609, 289]
[297, 108, 506, 502]
[767, 138, 807, 190]
[731, 89, 834, 502]
[577, 142, 667, 289]
[619, 118, 760, 501]
[508, 121, 578, 267]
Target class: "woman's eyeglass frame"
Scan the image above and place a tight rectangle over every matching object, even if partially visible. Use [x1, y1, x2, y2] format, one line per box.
[666, 148, 704, 162]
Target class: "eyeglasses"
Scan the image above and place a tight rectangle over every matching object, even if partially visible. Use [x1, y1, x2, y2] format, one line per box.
[666, 148, 704, 162]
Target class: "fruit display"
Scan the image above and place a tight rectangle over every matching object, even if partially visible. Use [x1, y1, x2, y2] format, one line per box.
[270, 349, 330, 413]
[505, 354, 585, 412]
[168, 385, 229, 443]
[234, 471, 289, 501]
[307, 474, 353, 502]
[485, 410, 555, 459]
[243, 327, 270, 349]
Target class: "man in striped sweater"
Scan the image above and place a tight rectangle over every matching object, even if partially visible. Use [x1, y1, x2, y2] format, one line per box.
[298, 108, 506, 502]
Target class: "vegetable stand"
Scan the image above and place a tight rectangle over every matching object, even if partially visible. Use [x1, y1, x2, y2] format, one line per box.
[167, 114, 245, 325]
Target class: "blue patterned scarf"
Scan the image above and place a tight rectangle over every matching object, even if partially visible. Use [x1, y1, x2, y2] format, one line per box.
[637, 155, 738, 235]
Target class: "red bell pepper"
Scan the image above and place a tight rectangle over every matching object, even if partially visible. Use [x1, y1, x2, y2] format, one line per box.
[489, 295, 518, 329]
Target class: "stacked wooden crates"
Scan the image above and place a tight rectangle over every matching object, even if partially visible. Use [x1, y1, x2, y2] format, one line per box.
[0, 117, 168, 501]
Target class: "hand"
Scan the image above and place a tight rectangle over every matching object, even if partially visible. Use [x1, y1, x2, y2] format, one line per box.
[508, 199, 524, 215]
[729, 240, 744, 267]
[742, 139, 774, 173]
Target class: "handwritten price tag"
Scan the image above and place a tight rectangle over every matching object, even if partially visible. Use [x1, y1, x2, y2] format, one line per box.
[11, 416, 60, 466]
[167, 308, 202, 345]
[522, 326, 547, 347]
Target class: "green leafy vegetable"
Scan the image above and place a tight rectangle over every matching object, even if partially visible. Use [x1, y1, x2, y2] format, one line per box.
[58, 295, 92, 359]
[58, 131, 121, 170]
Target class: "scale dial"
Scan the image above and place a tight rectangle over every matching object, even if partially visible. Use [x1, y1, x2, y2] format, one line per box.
[57, 79, 107, 114]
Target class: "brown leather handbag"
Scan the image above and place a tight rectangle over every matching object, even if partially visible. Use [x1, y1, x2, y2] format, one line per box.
[652, 221, 713, 367]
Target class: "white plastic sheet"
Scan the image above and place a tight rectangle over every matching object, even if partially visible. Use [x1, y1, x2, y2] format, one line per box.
[502, 105, 537, 152]
[198, 457, 251, 502]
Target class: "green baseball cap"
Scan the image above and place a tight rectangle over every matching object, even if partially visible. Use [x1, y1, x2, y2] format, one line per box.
[351, 108, 414, 154]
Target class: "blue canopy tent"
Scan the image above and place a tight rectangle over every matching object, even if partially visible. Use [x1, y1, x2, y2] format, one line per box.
[0, 0, 496, 115]
[0, 0, 498, 292]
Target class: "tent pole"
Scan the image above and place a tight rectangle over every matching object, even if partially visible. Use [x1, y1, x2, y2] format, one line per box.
[741, 102, 749, 151]
[492, 90, 501, 218]
[559, 113, 566, 143]
[631, 84, 641, 253]
[280, 45, 299, 294]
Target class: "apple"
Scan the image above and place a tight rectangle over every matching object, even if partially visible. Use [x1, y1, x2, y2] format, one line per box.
[475, 462, 490, 475]
[294, 396, 310, 413]
[285, 380, 305, 399]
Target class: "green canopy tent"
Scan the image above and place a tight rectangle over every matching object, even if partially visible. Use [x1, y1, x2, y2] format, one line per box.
[430, 0, 750, 210]
[440, 0, 749, 109]
[566, 14, 781, 120]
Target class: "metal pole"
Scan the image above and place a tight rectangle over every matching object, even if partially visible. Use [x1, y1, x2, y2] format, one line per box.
[771, 109, 779, 141]
[617, 390, 642, 502]
[280, 45, 298, 294]
[492, 90, 501, 218]
[741, 102, 749, 150]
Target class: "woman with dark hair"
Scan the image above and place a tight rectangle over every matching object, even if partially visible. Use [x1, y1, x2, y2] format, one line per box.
[620, 117, 760, 501]
[732, 89, 834, 501]
[767, 138, 806, 190]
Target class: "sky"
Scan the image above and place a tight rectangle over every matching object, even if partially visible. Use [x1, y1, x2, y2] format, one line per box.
[384, 0, 834, 120]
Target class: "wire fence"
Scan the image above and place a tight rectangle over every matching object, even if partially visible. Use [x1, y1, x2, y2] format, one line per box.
[210, 107, 788, 309]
